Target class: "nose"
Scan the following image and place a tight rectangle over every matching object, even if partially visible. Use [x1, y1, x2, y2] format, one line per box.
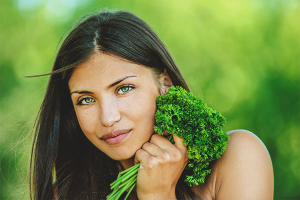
[99, 98, 121, 127]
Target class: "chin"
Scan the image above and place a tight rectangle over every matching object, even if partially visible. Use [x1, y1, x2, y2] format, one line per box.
[107, 149, 136, 161]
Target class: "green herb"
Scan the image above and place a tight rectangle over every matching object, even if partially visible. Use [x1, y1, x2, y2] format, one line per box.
[154, 86, 229, 186]
[107, 163, 139, 200]
[107, 86, 229, 199]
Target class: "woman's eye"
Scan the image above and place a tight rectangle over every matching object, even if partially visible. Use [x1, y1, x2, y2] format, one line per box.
[117, 85, 134, 95]
[77, 97, 95, 105]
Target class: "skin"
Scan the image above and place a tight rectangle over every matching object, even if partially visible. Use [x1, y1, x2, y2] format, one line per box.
[193, 130, 274, 200]
[68, 52, 274, 199]
[69, 52, 186, 199]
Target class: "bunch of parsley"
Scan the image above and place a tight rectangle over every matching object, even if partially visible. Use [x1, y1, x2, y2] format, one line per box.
[154, 86, 229, 186]
[107, 86, 229, 200]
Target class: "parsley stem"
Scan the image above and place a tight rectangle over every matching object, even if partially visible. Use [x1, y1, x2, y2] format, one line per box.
[118, 166, 138, 183]
[113, 184, 130, 199]
[118, 174, 137, 189]
[107, 186, 119, 199]
[120, 163, 140, 175]
[124, 182, 136, 200]
[110, 163, 139, 187]
[108, 163, 140, 199]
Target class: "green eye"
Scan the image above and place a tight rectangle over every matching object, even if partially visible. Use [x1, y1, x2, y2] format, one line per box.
[118, 85, 134, 94]
[78, 97, 94, 105]
[84, 98, 93, 103]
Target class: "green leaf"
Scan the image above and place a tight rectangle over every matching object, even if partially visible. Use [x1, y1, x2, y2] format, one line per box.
[155, 86, 229, 186]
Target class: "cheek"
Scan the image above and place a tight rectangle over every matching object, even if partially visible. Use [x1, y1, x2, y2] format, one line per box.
[122, 88, 158, 131]
[75, 107, 99, 137]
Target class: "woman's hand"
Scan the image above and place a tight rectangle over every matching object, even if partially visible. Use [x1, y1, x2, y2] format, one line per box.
[134, 133, 188, 200]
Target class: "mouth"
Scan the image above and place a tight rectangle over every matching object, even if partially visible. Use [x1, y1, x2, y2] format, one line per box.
[101, 129, 132, 145]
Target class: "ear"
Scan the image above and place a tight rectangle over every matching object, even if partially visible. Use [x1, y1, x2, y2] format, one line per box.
[160, 68, 173, 94]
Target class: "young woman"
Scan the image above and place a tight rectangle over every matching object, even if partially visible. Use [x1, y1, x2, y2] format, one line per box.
[30, 10, 274, 199]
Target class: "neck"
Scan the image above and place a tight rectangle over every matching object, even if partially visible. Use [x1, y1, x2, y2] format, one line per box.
[119, 156, 135, 170]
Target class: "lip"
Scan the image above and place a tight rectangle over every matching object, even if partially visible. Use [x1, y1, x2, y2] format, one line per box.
[101, 129, 132, 144]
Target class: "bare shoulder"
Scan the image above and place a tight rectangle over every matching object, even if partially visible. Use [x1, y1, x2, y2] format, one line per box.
[212, 130, 274, 199]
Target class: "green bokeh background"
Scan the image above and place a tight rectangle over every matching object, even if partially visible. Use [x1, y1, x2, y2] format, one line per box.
[0, 0, 299, 199]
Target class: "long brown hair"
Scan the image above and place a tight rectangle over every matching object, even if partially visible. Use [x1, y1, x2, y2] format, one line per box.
[30, 10, 197, 199]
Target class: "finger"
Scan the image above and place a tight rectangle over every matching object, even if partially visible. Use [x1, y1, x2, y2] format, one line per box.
[172, 134, 187, 152]
[142, 142, 168, 158]
[134, 149, 151, 168]
[150, 134, 175, 150]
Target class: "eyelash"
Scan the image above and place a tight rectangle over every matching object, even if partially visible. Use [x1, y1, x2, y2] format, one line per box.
[76, 85, 135, 105]
[76, 97, 94, 105]
[116, 85, 135, 95]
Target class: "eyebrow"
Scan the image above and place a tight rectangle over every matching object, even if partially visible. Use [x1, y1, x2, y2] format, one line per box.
[70, 75, 137, 95]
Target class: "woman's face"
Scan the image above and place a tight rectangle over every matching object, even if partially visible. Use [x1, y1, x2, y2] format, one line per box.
[69, 52, 165, 162]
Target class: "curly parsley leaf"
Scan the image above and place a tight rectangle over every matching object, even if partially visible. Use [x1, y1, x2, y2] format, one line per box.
[154, 86, 229, 187]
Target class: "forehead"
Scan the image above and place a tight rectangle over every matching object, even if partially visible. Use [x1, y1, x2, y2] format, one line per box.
[68, 52, 154, 90]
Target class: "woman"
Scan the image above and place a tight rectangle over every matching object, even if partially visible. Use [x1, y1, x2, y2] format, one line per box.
[30, 10, 274, 199]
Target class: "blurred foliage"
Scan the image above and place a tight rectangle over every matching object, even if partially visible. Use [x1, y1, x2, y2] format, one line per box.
[0, 0, 299, 199]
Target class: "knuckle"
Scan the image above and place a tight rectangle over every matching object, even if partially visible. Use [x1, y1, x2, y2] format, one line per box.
[147, 157, 158, 169]
[161, 151, 171, 162]
[173, 150, 183, 162]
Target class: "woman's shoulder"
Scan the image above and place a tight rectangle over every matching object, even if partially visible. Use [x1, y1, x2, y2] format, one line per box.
[193, 130, 274, 199]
